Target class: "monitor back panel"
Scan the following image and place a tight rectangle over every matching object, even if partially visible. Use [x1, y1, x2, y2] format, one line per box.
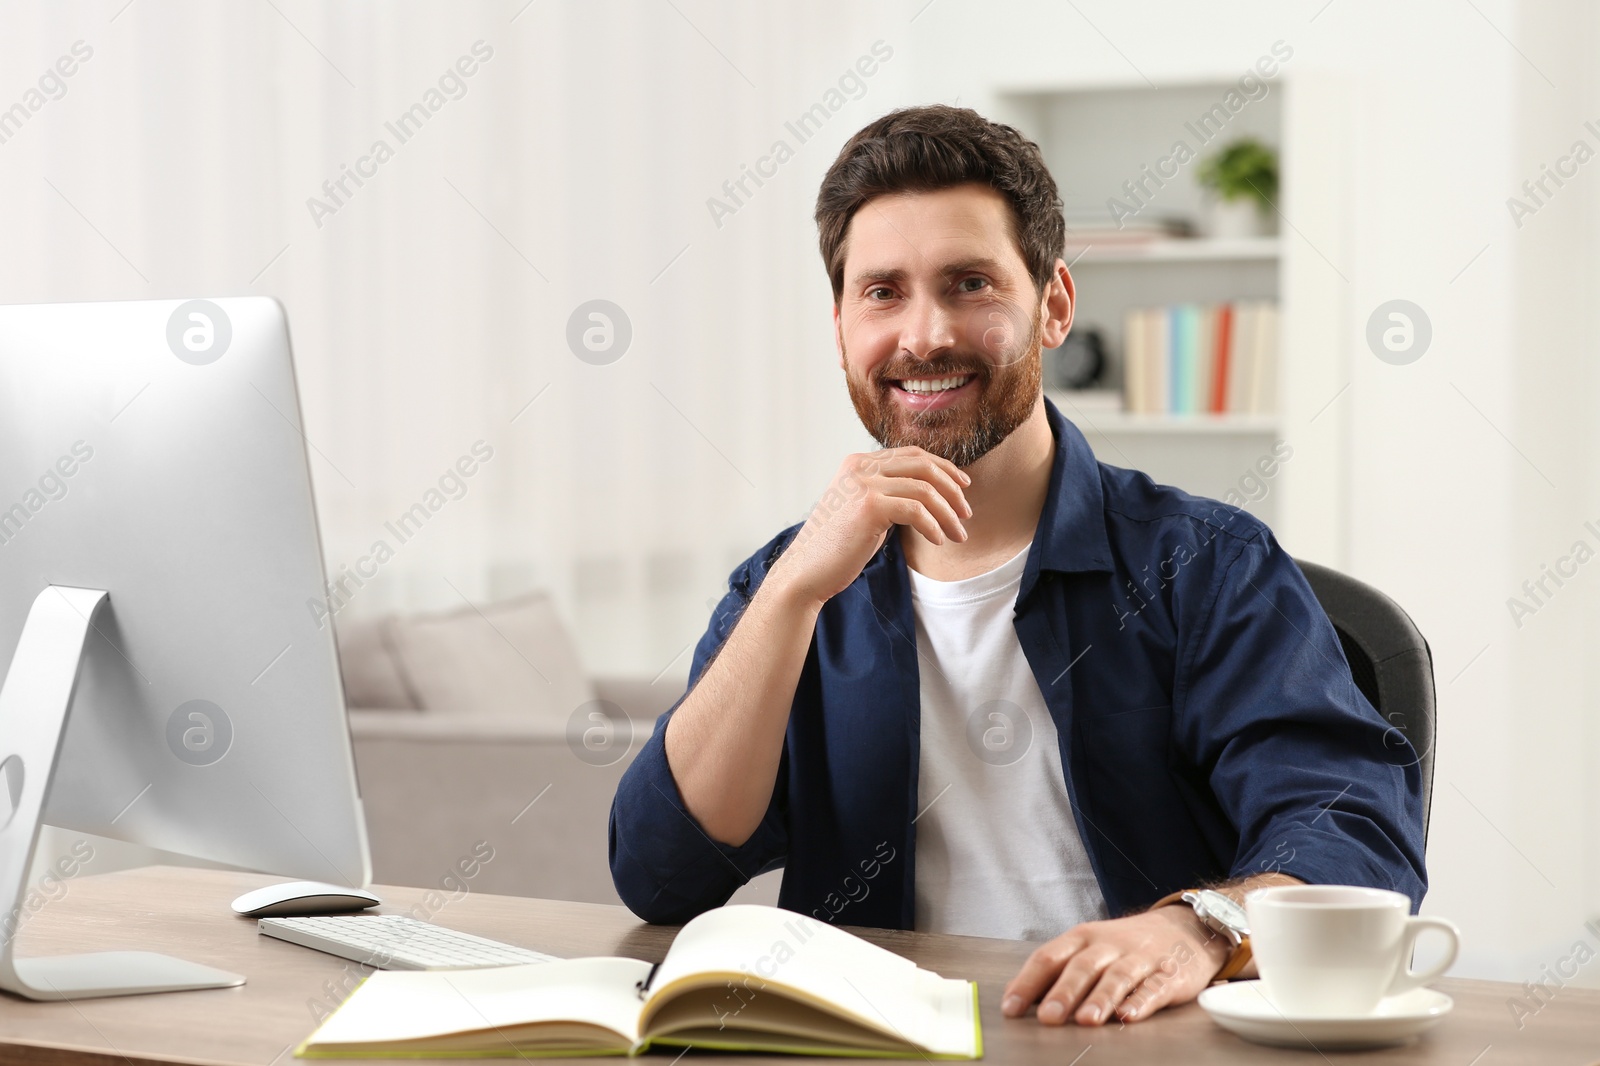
[0, 297, 369, 886]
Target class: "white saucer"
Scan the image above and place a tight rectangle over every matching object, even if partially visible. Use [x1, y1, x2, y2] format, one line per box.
[1198, 980, 1453, 1050]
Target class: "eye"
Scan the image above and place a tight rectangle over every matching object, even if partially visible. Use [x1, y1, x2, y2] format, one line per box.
[956, 276, 990, 293]
[867, 286, 896, 301]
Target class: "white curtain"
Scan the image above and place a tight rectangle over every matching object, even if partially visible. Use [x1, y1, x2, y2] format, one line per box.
[1, 1, 909, 677]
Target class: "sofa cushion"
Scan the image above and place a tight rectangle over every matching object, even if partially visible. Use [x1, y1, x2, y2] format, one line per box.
[383, 591, 595, 723]
[336, 615, 418, 710]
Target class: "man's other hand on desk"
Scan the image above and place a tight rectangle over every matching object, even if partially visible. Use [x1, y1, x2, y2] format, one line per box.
[1001, 873, 1300, 1026]
[1000, 904, 1227, 1027]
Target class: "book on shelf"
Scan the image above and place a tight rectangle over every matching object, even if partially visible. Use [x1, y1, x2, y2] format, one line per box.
[1063, 211, 1194, 250]
[1122, 300, 1278, 416]
[295, 904, 982, 1059]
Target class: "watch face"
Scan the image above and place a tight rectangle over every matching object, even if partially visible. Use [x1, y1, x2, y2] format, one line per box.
[1197, 889, 1250, 935]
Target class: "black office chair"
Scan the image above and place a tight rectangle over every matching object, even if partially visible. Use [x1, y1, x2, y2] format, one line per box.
[1294, 559, 1436, 843]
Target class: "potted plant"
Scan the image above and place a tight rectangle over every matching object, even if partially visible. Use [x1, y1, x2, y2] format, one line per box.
[1196, 138, 1279, 238]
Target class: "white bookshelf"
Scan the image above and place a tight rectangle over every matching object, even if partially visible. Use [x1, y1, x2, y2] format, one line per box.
[1001, 82, 1287, 522]
[1050, 403, 1280, 436]
[1067, 236, 1280, 265]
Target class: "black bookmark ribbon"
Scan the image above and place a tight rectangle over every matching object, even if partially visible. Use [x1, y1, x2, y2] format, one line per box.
[636, 962, 660, 1000]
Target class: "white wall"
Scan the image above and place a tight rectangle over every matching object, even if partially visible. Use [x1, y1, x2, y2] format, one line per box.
[3, 0, 1598, 987]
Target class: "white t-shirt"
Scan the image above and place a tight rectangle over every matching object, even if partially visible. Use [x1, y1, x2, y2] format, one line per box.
[908, 543, 1109, 941]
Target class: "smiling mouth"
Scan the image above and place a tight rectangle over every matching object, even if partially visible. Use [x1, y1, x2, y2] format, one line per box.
[890, 374, 976, 395]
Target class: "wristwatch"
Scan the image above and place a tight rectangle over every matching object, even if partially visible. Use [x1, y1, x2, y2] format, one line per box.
[1152, 888, 1253, 981]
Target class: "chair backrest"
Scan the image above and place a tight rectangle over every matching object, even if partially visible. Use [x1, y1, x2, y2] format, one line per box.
[1294, 559, 1436, 843]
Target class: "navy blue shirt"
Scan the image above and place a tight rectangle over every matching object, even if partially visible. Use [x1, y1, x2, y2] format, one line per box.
[610, 400, 1426, 931]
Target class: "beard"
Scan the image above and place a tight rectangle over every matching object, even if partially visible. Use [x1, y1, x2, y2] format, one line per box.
[844, 315, 1042, 468]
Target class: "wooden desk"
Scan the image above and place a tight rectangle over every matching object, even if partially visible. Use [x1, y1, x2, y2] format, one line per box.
[0, 865, 1593, 1065]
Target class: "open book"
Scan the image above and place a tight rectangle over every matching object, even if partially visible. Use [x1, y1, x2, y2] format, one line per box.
[296, 904, 981, 1059]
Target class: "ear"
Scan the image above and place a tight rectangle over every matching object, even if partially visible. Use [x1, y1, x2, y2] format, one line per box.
[1038, 259, 1075, 350]
[833, 301, 846, 370]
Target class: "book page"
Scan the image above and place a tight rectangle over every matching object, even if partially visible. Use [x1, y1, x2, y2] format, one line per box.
[645, 988, 911, 1052]
[651, 905, 916, 995]
[303, 956, 653, 1051]
[643, 905, 977, 1057]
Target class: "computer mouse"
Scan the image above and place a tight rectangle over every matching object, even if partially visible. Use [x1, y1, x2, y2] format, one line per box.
[231, 880, 383, 918]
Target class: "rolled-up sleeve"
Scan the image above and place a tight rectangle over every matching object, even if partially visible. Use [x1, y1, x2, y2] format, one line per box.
[1172, 526, 1428, 908]
[608, 540, 792, 924]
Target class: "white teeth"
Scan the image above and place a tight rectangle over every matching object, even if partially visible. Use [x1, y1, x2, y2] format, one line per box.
[899, 375, 971, 394]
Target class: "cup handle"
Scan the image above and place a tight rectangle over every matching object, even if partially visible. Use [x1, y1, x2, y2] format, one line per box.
[1387, 916, 1461, 996]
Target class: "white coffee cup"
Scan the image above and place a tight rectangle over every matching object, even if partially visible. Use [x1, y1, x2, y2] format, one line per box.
[1245, 885, 1460, 1017]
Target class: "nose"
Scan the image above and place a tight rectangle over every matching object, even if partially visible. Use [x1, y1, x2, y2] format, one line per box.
[898, 295, 959, 362]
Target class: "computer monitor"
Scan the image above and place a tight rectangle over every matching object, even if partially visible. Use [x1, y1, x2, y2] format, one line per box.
[0, 297, 369, 999]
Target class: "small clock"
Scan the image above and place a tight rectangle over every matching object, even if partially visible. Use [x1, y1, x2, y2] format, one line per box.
[1048, 327, 1106, 390]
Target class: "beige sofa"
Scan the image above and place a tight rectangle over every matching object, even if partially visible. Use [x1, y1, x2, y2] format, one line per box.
[339, 595, 779, 908]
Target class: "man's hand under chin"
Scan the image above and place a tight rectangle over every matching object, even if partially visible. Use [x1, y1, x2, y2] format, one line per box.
[1001, 874, 1302, 1026]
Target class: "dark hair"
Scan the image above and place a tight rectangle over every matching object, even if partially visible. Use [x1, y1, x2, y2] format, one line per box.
[814, 104, 1064, 302]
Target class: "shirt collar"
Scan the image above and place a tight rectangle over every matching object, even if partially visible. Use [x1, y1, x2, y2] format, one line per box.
[1020, 398, 1115, 592]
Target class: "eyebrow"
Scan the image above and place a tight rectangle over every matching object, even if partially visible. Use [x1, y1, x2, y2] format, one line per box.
[848, 256, 1007, 290]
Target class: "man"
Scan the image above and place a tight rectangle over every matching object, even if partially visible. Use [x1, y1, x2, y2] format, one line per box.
[610, 105, 1425, 1026]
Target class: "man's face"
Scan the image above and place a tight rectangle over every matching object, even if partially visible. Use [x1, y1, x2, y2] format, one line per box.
[834, 183, 1067, 468]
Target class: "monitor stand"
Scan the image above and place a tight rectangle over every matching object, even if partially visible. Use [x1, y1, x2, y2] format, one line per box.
[0, 585, 244, 1000]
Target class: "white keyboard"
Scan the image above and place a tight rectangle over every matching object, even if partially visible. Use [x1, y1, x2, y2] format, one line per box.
[259, 913, 560, 971]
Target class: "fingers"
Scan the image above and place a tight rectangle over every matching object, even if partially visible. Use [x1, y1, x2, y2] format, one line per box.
[1035, 944, 1120, 1024]
[869, 454, 970, 522]
[1001, 935, 1085, 1018]
[1116, 931, 1196, 1023]
[879, 445, 971, 486]
[1116, 966, 1184, 1023]
[864, 453, 970, 540]
[878, 478, 967, 542]
[878, 496, 949, 547]
[1076, 956, 1156, 1026]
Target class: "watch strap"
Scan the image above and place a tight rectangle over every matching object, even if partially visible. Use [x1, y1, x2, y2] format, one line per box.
[1150, 889, 1252, 981]
[1213, 935, 1253, 981]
